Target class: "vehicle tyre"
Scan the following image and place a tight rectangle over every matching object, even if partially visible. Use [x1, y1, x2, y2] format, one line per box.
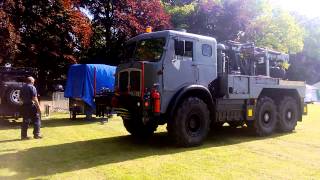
[277, 96, 299, 132]
[6, 87, 22, 106]
[168, 97, 211, 147]
[123, 115, 158, 138]
[252, 96, 277, 136]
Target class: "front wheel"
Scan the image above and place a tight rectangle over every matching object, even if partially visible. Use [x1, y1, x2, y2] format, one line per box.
[168, 97, 211, 147]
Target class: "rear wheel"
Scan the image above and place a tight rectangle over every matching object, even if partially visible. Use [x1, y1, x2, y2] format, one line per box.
[6, 87, 22, 106]
[252, 97, 277, 136]
[168, 97, 211, 147]
[277, 96, 299, 132]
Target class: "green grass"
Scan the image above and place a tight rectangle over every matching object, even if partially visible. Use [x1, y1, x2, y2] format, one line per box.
[0, 105, 320, 180]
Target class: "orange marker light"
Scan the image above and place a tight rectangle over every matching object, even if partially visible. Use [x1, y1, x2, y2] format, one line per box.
[146, 26, 152, 33]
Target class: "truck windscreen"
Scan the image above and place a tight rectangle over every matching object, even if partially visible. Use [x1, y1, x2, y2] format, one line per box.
[124, 38, 166, 62]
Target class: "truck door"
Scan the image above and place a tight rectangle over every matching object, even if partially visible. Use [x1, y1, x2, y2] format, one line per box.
[163, 37, 197, 91]
[194, 41, 217, 87]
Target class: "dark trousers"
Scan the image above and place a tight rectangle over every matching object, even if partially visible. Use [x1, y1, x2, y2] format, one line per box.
[21, 104, 41, 137]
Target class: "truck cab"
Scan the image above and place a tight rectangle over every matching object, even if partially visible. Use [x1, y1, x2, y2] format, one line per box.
[115, 30, 217, 112]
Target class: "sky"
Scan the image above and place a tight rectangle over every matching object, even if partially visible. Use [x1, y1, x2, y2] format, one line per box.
[270, 0, 320, 17]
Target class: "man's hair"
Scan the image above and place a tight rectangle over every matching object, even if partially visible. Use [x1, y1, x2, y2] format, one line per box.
[26, 76, 35, 84]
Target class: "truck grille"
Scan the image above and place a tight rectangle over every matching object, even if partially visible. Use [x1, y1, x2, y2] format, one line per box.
[130, 71, 141, 91]
[118, 70, 141, 96]
[119, 71, 129, 92]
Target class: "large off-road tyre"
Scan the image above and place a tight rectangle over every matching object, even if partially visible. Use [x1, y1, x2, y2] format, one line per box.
[6, 87, 22, 106]
[251, 96, 277, 136]
[168, 97, 211, 147]
[123, 116, 158, 138]
[277, 96, 299, 132]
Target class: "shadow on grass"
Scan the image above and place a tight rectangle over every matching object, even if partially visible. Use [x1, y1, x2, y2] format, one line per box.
[0, 117, 104, 131]
[0, 126, 290, 179]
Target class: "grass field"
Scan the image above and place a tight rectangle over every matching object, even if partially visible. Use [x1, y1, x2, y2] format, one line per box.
[0, 105, 319, 180]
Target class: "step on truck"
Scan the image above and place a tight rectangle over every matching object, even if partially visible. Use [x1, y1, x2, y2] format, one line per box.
[111, 29, 307, 147]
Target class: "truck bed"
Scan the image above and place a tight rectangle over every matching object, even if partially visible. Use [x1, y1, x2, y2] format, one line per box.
[221, 75, 306, 99]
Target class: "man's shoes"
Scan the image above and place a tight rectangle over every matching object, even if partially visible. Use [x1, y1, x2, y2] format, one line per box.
[21, 136, 31, 140]
[34, 135, 43, 139]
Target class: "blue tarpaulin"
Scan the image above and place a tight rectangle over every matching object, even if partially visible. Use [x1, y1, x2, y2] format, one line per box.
[64, 64, 116, 109]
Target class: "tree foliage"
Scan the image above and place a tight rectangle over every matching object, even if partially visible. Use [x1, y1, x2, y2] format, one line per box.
[0, 1, 21, 63]
[249, 8, 304, 53]
[164, 0, 304, 53]
[81, 0, 171, 64]
[0, 0, 92, 66]
[299, 17, 320, 60]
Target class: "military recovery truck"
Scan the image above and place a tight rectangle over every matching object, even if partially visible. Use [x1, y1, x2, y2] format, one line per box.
[111, 30, 307, 147]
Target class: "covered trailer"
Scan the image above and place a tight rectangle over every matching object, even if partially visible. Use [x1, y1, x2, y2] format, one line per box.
[64, 64, 116, 119]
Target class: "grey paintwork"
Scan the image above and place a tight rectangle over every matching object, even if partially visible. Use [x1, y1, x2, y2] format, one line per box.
[161, 31, 218, 113]
[225, 75, 306, 99]
[116, 30, 306, 115]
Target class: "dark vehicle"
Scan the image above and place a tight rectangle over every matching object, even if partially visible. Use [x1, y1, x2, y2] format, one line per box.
[0, 66, 38, 118]
[111, 30, 307, 147]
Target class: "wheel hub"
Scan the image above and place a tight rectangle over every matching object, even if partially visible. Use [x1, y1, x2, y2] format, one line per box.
[287, 111, 292, 119]
[263, 112, 270, 123]
[187, 114, 201, 133]
[11, 90, 21, 104]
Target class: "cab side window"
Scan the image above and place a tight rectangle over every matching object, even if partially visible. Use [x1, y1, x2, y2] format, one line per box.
[202, 44, 212, 57]
[185, 41, 193, 58]
[174, 40, 193, 59]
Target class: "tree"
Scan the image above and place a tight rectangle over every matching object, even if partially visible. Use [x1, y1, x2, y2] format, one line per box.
[165, 0, 304, 53]
[0, 0, 93, 94]
[163, 2, 195, 29]
[0, 0, 92, 67]
[249, 8, 304, 53]
[164, 0, 267, 42]
[0, 0, 20, 64]
[300, 17, 320, 60]
[81, 0, 171, 65]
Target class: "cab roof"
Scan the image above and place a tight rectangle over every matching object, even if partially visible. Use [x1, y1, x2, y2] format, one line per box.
[127, 30, 217, 43]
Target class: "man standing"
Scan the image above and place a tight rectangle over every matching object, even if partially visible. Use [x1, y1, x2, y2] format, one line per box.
[20, 76, 42, 140]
